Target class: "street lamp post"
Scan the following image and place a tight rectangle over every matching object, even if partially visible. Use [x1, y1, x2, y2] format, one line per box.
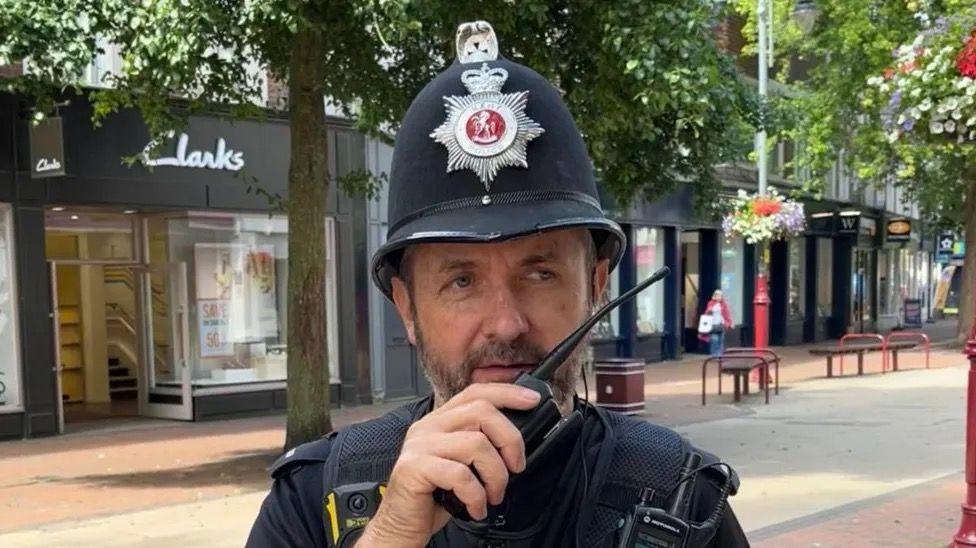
[953, 287, 976, 545]
[752, 0, 819, 350]
[753, 0, 773, 349]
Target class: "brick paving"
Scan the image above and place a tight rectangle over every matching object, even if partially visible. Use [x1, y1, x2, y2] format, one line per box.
[0, 319, 967, 541]
[0, 400, 407, 532]
[751, 472, 964, 547]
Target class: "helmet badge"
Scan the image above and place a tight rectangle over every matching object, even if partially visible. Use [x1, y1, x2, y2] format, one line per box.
[430, 22, 545, 193]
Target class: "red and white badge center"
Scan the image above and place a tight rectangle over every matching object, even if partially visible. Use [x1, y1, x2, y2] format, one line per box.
[453, 100, 518, 158]
[465, 109, 507, 145]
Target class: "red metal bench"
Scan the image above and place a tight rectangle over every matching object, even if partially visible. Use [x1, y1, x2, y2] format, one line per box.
[702, 353, 774, 405]
[885, 331, 930, 371]
[838, 333, 886, 375]
[722, 347, 780, 392]
[809, 340, 918, 377]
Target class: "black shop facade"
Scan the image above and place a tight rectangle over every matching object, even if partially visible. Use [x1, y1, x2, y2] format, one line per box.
[0, 93, 375, 440]
[587, 188, 902, 366]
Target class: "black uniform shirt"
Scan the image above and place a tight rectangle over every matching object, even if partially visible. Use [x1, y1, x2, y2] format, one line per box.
[247, 406, 750, 547]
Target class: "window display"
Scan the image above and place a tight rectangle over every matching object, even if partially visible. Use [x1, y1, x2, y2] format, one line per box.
[0, 205, 20, 410]
[879, 249, 900, 317]
[788, 237, 806, 319]
[635, 227, 666, 335]
[593, 267, 621, 339]
[816, 238, 833, 317]
[149, 212, 339, 386]
[720, 237, 744, 325]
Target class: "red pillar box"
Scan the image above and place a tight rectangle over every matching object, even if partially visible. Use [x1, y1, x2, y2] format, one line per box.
[595, 358, 646, 415]
[952, 332, 976, 546]
[753, 273, 770, 350]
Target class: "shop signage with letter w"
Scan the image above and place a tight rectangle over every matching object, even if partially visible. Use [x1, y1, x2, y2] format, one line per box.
[837, 213, 860, 234]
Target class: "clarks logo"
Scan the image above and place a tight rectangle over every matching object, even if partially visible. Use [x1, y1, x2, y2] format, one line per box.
[35, 157, 62, 173]
[142, 132, 245, 172]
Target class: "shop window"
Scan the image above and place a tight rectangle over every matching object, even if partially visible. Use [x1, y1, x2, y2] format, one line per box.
[720, 237, 744, 325]
[149, 212, 340, 386]
[788, 237, 806, 319]
[593, 267, 621, 339]
[879, 249, 902, 316]
[635, 227, 666, 335]
[45, 211, 136, 260]
[0, 205, 21, 411]
[816, 238, 833, 317]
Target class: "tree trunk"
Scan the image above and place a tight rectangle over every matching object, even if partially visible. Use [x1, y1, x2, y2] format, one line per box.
[958, 167, 976, 343]
[284, 24, 332, 450]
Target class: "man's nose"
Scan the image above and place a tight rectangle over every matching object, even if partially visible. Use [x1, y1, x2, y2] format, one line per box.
[482, 284, 529, 342]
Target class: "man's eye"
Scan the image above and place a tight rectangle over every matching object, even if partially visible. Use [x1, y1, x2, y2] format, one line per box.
[452, 275, 472, 288]
[529, 270, 555, 281]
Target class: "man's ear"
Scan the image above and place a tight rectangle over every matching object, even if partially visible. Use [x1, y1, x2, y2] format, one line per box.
[391, 276, 417, 345]
[592, 258, 610, 303]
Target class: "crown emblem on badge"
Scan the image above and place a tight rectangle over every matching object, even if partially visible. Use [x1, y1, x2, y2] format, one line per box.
[430, 22, 545, 192]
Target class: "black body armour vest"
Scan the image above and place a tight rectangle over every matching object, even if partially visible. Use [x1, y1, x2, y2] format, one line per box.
[318, 397, 693, 548]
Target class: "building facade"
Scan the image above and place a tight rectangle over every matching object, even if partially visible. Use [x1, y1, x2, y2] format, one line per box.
[0, 92, 434, 439]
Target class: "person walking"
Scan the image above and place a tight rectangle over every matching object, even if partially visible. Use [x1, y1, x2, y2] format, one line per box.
[703, 290, 733, 356]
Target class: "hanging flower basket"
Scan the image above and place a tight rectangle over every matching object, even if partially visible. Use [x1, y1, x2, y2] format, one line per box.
[865, 13, 976, 145]
[722, 188, 806, 244]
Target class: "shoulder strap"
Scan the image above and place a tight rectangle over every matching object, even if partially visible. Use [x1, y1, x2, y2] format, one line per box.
[323, 397, 432, 491]
[581, 409, 691, 547]
[599, 410, 688, 509]
[269, 434, 335, 479]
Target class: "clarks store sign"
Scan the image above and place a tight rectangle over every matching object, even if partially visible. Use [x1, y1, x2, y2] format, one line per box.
[142, 132, 245, 172]
[30, 117, 66, 179]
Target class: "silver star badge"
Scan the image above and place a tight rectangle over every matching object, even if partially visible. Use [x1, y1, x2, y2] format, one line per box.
[430, 23, 544, 192]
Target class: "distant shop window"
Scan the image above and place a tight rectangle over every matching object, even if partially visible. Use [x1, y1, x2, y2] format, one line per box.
[0, 205, 20, 411]
[720, 236, 744, 325]
[635, 227, 666, 335]
[149, 213, 340, 386]
[879, 249, 899, 316]
[816, 238, 833, 317]
[788, 237, 806, 319]
[45, 211, 135, 260]
[593, 267, 621, 339]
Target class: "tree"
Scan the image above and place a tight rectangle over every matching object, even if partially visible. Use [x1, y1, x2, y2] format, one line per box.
[734, 0, 976, 340]
[1, 0, 754, 448]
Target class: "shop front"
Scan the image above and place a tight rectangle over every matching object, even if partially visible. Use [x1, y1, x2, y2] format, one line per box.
[0, 93, 372, 439]
[590, 185, 753, 363]
[823, 209, 882, 337]
[802, 211, 837, 342]
[770, 236, 808, 346]
[877, 217, 928, 330]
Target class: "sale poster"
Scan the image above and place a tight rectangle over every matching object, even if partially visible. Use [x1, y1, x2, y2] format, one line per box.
[198, 299, 232, 357]
[194, 242, 279, 348]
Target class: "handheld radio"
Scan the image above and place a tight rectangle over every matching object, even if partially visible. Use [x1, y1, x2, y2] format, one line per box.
[433, 266, 671, 520]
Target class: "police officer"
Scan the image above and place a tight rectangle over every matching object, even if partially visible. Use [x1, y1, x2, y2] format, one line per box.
[247, 21, 750, 547]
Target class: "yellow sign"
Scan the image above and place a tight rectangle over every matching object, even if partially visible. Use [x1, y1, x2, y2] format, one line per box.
[888, 220, 910, 235]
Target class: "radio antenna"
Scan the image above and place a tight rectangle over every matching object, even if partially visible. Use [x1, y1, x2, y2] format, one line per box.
[530, 266, 670, 382]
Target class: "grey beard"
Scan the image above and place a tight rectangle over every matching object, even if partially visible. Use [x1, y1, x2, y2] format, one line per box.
[414, 323, 591, 414]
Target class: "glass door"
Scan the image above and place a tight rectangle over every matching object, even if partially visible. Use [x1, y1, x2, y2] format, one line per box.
[49, 262, 65, 434]
[139, 262, 192, 420]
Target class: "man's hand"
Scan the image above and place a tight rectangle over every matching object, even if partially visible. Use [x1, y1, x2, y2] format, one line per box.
[356, 383, 541, 547]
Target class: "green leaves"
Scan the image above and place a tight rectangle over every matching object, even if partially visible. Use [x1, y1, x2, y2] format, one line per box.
[2, 0, 754, 208]
[735, 0, 976, 230]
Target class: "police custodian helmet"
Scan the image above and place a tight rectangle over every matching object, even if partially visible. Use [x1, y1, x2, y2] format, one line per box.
[371, 21, 626, 298]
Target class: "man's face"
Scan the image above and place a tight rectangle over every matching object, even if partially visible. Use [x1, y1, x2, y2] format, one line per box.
[390, 228, 610, 410]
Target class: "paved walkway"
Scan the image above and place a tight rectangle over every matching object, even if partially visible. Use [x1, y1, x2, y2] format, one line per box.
[0, 321, 968, 546]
